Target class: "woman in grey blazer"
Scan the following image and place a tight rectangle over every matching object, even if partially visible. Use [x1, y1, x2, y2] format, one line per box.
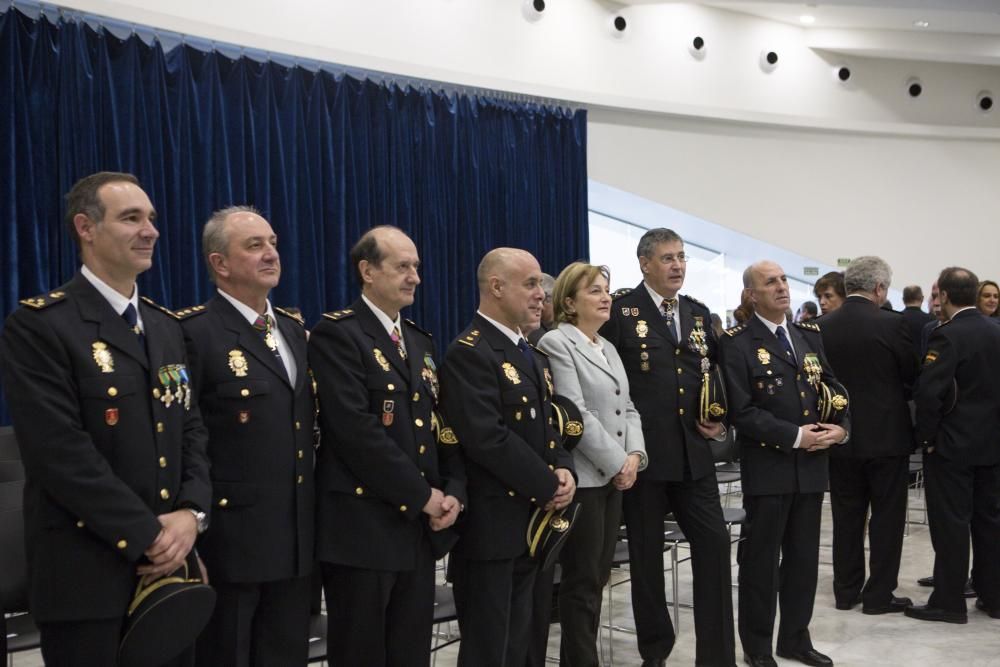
[538, 262, 647, 666]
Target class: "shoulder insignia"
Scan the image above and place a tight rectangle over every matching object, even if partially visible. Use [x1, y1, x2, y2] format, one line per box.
[611, 288, 633, 301]
[275, 306, 305, 326]
[457, 329, 482, 347]
[404, 318, 432, 339]
[724, 324, 748, 337]
[19, 290, 68, 310]
[794, 321, 821, 333]
[682, 294, 708, 310]
[530, 343, 549, 358]
[175, 304, 208, 320]
[322, 309, 355, 322]
[140, 296, 179, 319]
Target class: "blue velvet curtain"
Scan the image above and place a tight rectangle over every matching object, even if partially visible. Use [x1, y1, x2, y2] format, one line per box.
[0, 6, 589, 424]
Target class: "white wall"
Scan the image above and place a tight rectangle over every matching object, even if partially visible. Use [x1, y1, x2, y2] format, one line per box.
[588, 108, 1000, 289]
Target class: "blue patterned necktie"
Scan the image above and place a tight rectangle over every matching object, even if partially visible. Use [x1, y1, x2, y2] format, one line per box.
[776, 325, 796, 364]
[517, 337, 535, 368]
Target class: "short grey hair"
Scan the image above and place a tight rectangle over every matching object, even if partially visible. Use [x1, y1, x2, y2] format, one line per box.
[636, 228, 683, 259]
[540, 273, 555, 296]
[844, 255, 892, 294]
[202, 205, 262, 283]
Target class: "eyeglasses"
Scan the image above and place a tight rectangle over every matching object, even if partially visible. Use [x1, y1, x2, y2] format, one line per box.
[656, 253, 688, 265]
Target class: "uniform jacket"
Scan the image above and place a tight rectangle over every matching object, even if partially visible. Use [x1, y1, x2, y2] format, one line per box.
[600, 285, 722, 482]
[180, 295, 315, 583]
[537, 323, 646, 488]
[0, 274, 211, 622]
[440, 314, 574, 561]
[915, 308, 1000, 466]
[719, 316, 850, 496]
[820, 296, 917, 459]
[901, 305, 934, 361]
[308, 299, 464, 571]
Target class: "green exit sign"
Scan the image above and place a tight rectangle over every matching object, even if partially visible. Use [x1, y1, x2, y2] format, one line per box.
[804, 267, 819, 276]
[837, 258, 852, 267]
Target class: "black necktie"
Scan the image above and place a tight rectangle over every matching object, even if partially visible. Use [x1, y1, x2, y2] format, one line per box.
[517, 337, 535, 368]
[776, 325, 796, 363]
[122, 303, 144, 346]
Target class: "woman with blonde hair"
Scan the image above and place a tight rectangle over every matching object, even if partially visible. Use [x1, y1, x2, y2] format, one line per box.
[976, 280, 1000, 319]
[538, 261, 647, 666]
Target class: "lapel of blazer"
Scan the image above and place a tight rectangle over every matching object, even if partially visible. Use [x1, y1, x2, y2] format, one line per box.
[556, 323, 617, 384]
[70, 273, 149, 370]
[212, 295, 290, 387]
[402, 320, 428, 392]
[274, 310, 307, 394]
[787, 322, 812, 371]
[356, 299, 410, 381]
[476, 314, 540, 390]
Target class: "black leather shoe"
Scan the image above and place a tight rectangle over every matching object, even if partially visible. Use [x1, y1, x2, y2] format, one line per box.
[775, 648, 833, 666]
[863, 596, 912, 615]
[835, 594, 861, 611]
[917, 575, 934, 587]
[744, 655, 778, 667]
[641, 660, 666, 667]
[965, 579, 977, 599]
[903, 603, 967, 624]
[976, 599, 1000, 619]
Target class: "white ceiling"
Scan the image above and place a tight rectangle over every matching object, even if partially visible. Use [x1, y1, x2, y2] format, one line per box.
[613, 0, 1000, 64]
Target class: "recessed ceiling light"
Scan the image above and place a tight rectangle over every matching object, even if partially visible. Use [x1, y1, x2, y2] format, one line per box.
[799, 14, 816, 25]
[913, 20, 930, 28]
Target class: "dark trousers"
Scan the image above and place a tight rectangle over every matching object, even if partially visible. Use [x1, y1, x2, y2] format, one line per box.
[40, 618, 194, 667]
[321, 538, 435, 667]
[738, 492, 822, 657]
[829, 455, 908, 608]
[195, 575, 312, 667]
[558, 483, 622, 667]
[925, 453, 1000, 613]
[623, 475, 736, 666]
[451, 551, 549, 667]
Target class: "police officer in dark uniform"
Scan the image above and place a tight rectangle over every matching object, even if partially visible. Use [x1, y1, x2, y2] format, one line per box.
[440, 247, 575, 667]
[719, 261, 849, 667]
[600, 228, 735, 667]
[179, 206, 315, 665]
[0, 172, 211, 665]
[309, 225, 464, 667]
[906, 267, 1000, 624]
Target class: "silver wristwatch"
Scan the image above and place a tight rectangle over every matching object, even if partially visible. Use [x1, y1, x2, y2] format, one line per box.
[186, 508, 209, 534]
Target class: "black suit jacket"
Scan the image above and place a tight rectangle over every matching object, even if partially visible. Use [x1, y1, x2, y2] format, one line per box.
[0, 274, 211, 622]
[820, 296, 917, 458]
[915, 308, 1000, 466]
[309, 299, 464, 571]
[901, 306, 934, 360]
[600, 284, 722, 481]
[440, 314, 574, 561]
[180, 295, 315, 583]
[719, 316, 850, 495]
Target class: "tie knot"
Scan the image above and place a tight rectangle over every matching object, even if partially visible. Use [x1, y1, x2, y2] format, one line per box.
[253, 314, 269, 332]
[122, 303, 138, 327]
[517, 337, 530, 353]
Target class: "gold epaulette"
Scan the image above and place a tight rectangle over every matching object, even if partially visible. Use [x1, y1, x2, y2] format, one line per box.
[724, 323, 748, 337]
[530, 342, 549, 358]
[794, 321, 821, 333]
[404, 318, 432, 339]
[611, 288, 633, 300]
[275, 307, 305, 326]
[19, 290, 68, 310]
[140, 296, 179, 319]
[457, 329, 481, 347]
[322, 309, 355, 322]
[175, 304, 207, 319]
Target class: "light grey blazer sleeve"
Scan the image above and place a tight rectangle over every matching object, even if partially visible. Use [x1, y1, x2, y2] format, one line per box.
[538, 324, 647, 488]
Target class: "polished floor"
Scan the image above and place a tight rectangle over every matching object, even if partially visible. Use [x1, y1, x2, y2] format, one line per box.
[8, 485, 1000, 666]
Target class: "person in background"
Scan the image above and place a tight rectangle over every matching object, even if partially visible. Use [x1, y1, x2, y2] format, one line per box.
[813, 271, 846, 316]
[975, 280, 1000, 319]
[526, 272, 556, 345]
[900, 285, 933, 360]
[796, 301, 818, 323]
[537, 262, 647, 666]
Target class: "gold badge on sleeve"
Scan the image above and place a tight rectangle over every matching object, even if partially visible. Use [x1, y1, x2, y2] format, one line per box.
[92, 341, 115, 373]
[227, 350, 249, 377]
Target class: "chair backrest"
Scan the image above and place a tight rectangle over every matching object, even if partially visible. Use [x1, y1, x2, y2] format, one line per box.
[0, 425, 29, 613]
